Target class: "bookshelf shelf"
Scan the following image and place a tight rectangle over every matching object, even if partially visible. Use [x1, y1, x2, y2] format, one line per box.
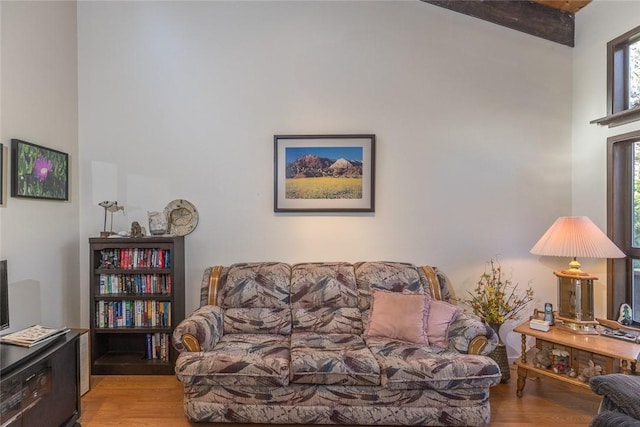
[94, 294, 171, 300]
[89, 236, 185, 375]
[93, 327, 173, 333]
[93, 351, 172, 375]
[95, 268, 173, 275]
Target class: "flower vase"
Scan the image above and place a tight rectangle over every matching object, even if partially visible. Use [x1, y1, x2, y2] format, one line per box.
[488, 322, 505, 346]
[487, 322, 510, 383]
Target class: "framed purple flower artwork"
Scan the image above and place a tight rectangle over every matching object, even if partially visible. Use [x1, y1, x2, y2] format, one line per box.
[11, 139, 69, 201]
[0, 143, 3, 204]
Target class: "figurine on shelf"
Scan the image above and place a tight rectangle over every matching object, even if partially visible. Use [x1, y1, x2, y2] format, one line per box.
[577, 360, 602, 382]
[551, 349, 570, 374]
[621, 360, 631, 374]
[148, 211, 168, 236]
[534, 347, 552, 369]
[567, 368, 577, 378]
[130, 221, 144, 238]
[618, 303, 633, 326]
[99, 201, 125, 237]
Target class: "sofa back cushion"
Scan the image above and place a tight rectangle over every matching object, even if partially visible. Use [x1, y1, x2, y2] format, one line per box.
[219, 262, 292, 334]
[224, 307, 292, 334]
[291, 262, 362, 334]
[355, 262, 427, 311]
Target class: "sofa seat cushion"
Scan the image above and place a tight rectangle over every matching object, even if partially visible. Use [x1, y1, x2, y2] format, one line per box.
[176, 333, 290, 387]
[366, 336, 501, 390]
[290, 332, 380, 386]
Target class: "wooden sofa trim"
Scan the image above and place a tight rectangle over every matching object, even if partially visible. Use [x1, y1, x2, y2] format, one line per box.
[208, 265, 223, 306]
[468, 336, 488, 355]
[181, 333, 201, 352]
[420, 266, 442, 301]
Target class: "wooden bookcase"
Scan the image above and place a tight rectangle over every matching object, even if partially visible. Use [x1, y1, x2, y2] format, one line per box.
[89, 236, 185, 375]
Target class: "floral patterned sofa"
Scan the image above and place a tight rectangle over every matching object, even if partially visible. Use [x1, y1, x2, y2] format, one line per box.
[172, 262, 502, 426]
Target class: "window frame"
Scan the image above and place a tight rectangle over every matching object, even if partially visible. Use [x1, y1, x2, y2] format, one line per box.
[607, 130, 640, 319]
[592, 25, 640, 128]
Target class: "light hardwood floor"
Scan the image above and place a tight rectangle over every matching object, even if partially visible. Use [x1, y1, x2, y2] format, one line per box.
[79, 365, 601, 426]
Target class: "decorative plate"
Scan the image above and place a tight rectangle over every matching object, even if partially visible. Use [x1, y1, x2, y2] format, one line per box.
[164, 199, 199, 236]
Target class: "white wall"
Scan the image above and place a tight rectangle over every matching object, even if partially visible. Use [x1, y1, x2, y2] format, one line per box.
[0, 0, 635, 362]
[77, 1, 574, 358]
[573, 0, 640, 317]
[0, 1, 79, 332]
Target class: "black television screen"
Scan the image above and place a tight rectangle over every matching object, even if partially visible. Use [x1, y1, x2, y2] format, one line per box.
[0, 260, 8, 331]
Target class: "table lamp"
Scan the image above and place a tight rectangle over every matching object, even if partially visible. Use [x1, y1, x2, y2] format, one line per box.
[530, 216, 625, 333]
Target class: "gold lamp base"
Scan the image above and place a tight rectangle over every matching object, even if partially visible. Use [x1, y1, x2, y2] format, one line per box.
[553, 313, 599, 335]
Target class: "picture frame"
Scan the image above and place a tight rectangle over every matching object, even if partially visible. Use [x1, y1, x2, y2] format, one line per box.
[11, 139, 69, 201]
[274, 134, 375, 212]
[0, 143, 3, 204]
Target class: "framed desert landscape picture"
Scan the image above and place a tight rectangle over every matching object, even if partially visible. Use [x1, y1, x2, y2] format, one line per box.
[274, 134, 375, 212]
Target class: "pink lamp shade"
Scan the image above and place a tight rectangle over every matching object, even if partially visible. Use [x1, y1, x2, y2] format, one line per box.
[530, 216, 625, 274]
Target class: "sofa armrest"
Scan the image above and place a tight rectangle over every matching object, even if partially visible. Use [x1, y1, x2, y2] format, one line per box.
[446, 313, 498, 355]
[172, 305, 223, 353]
[590, 411, 640, 427]
[590, 374, 640, 420]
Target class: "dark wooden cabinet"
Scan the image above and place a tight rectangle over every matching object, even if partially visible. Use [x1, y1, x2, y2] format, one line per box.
[0, 331, 80, 427]
[89, 237, 185, 375]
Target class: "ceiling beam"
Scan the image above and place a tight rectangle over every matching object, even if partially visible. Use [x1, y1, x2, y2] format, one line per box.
[420, 0, 575, 47]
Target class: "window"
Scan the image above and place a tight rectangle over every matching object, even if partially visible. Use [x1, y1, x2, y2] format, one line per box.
[630, 39, 640, 109]
[608, 130, 640, 323]
[593, 25, 640, 127]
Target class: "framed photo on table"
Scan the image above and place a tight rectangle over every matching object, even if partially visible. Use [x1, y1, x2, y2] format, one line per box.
[11, 139, 69, 201]
[274, 134, 375, 212]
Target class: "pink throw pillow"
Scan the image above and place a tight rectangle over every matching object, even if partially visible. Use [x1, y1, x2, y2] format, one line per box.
[365, 291, 430, 344]
[427, 299, 462, 348]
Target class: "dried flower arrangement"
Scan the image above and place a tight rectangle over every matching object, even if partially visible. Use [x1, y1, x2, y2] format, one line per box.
[460, 258, 534, 325]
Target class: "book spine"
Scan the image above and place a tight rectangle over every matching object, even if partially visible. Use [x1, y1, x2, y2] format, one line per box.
[135, 300, 141, 327]
[108, 302, 114, 328]
[97, 301, 104, 328]
[166, 302, 171, 327]
[145, 333, 152, 359]
[160, 334, 165, 361]
[127, 302, 131, 327]
[152, 300, 157, 327]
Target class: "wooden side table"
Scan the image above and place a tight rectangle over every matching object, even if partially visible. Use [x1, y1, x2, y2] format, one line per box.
[513, 321, 639, 397]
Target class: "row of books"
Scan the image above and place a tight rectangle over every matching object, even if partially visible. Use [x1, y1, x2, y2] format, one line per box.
[99, 248, 171, 269]
[99, 274, 172, 295]
[146, 333, 170, 361]
[96, 300, 171, 328]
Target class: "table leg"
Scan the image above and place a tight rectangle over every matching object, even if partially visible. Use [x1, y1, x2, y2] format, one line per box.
[520, 333, 527, 364]
[516, 366, 527, 398]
